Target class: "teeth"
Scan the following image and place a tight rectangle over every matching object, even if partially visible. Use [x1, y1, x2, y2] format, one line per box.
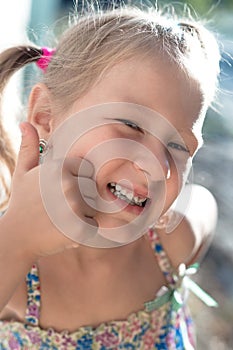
[126, 192, 134, 201]
[137, 197, 146, 203]
[115, 184, 121, 191]
[108, 183, 147, 207]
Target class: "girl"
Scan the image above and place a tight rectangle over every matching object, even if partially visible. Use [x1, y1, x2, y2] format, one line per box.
[0, 4, 220, 349]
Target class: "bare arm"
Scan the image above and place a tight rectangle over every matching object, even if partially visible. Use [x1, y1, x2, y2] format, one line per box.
[0, 122, 97, 313]
[157, 184, 218, 268]
[0, 215, 36, 312]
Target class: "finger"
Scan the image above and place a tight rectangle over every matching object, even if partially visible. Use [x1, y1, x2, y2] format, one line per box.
[15, 122, 40, 175]
[84, 216, 98, 228]
[78, 177, 98, 199]
[83, 197, 97, 211]
[67, 189, 97, 218]
[63, 157, 94, 178]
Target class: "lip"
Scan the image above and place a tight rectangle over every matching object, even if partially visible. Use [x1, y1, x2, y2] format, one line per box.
[106, 185, 149, 215]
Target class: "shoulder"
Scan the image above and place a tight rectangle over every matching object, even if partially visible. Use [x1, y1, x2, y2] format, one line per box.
[0, 281, 27, 323]
[157, 184, 218, 269]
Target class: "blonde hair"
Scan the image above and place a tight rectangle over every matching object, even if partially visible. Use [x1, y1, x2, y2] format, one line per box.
[0, 5, 220, 210]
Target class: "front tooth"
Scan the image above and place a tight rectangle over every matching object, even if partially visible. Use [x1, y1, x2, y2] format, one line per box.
[121, 189, 126, 196]
[126, 192, 134, 200]
[110, 182, 116, 187]
[119, 193, 126, 200]
[116, 184, 121, 191]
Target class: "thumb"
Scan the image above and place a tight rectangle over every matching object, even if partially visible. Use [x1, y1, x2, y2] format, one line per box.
[16, 122, 40, 174]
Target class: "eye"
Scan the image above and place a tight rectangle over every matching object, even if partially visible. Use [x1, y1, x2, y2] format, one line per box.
[168, 142, 189, 153]
[115, 118, 144, 133]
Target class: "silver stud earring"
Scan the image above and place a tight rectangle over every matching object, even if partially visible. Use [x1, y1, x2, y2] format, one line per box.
[39, 139, 47, 154]
[39, 139, 48, 163]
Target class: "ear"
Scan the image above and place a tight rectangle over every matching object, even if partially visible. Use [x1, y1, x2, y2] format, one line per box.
[27, 83, 53, 138]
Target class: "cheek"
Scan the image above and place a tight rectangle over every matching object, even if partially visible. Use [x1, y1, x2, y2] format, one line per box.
[66, 127, 109, 158]
[164, 154, 192, 210]
[71, 123, 125, 157]
[95, 159, 126, 189]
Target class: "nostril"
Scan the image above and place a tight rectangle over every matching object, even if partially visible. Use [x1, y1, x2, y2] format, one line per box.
[133, 158, 170, 181]
[133, 162, 142, 171]
[132, 161, 151, 176]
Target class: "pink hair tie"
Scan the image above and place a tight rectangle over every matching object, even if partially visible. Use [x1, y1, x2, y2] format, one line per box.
[36, 47, 56, 72]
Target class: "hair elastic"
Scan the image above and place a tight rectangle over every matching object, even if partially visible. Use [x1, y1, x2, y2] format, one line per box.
[36, 47, 56, 72]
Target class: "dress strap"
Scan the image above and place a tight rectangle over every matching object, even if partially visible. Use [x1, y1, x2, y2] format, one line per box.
[147, 227, 176, 288]
[25, 264, 41, 326]
[145, 227, 218, 314]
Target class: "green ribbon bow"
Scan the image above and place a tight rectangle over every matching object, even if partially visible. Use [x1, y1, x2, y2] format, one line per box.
[144, 263, 218, 313]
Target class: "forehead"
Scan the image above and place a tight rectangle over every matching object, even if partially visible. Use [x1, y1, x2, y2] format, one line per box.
[72, 56, 204, 130]
[58, 56, 205, 156]
[115, 58, 202, 120]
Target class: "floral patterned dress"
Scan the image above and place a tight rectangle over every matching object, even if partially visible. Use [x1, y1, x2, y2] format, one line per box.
[0, 228, 203, 349]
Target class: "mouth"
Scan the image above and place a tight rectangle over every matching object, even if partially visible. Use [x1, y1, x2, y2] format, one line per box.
[107, 182, 149, 208]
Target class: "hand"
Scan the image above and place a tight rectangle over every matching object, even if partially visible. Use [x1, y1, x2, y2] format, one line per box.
[1, 122, 98, 261]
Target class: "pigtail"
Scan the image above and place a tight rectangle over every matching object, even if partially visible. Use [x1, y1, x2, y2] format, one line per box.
[0, 45, 42, 211]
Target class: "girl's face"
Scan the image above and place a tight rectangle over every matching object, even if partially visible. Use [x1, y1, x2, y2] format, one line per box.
[48, 56, 205, 232]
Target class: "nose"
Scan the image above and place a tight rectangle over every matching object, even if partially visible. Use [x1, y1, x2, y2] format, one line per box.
[133, 139, 170, 182]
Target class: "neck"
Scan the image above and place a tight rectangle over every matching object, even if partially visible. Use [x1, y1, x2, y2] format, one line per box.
[73, 235, 146, 273]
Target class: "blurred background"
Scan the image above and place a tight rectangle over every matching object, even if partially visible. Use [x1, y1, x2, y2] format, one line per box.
[0, 0, 232, 349]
